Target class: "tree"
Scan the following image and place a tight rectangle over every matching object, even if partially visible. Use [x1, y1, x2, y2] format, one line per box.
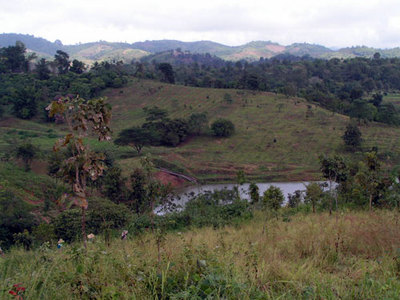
[0, 41, 28, 73]
[287, 190, 303, 208]
[11, 86, 38, 119]
[47, 95, 112, 248]
[342, 122, 362, 150]
[114, 127, 154, 154]
[35, 58, 50, 80]
[188, 112, 208, 135]
[129, 168, 148, 213]
[158, 63, 175, 84]
[211, 118, 235, 137]
[262, 185, 284, 210]
[102, 166, 127, 204]
[16, 142, 37, 171]
[305, 183, 323, 213]
[54, 50, 70, 74]
[319, 155, 347, 213]
[249, 183, 260, 205]
[355, 151, 385, 210]
[70, 59, 85, 74]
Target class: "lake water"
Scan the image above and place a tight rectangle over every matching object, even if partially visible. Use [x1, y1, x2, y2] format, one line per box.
[156, 181, 323, 213]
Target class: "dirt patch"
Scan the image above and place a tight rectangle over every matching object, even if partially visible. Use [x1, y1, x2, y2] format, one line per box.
[30, 160, 49, 175]
[265, 45, 285, 53]
[154, 171, 186, 188]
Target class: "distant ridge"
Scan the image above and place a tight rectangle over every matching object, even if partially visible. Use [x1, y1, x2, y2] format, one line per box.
[1, 33, 400, 62]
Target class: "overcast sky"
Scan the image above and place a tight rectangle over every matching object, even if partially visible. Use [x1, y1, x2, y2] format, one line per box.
[1, 0, 400, 48]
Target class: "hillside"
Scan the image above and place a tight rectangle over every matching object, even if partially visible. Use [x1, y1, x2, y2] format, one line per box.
[2, 33, 400, 63]
[99, 79, 400, 182]
[0, 78, 399, 183]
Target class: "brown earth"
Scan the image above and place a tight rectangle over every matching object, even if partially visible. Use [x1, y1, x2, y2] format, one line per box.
[154, 171, 187, 188]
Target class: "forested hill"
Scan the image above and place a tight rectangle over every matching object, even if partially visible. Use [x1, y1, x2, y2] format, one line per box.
[2, 33, 400, 62]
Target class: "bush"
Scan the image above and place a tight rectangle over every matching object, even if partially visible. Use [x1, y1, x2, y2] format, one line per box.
[52, 198, 132, 242]
[0, 187, 36, 249]
[211, 119, 235, 137]
[262, 185, 284, 210]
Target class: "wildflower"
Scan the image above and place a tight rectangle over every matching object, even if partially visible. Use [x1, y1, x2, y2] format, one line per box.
[121, 230, 128, 240]
[9, 283, 26, 299]
[87, 233, 95, 240]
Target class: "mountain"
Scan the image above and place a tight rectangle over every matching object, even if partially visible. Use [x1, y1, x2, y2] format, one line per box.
[1, 33, 400, 63]
[0, 34, 150, 63]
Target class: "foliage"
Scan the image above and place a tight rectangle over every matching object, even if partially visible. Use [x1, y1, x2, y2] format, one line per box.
[52, 198, 132, 242]
[47, 95, 112, 247]
[158, 62, 175, 84]
[16, 142, 38, 171]
[262, 185, 284, 210]
[304, 183, 324, 213]
[114, 127, 154, 154]
[249, 183, 260, 204]
[54, 50, 70, 74]
[211, 118, 235, 137]
[287, 190, 303, 208]
[342, 122, 362, 150]
[0, 41, 28, 73]
[0, 183, 36, 249]
[187, 112, 208, 135]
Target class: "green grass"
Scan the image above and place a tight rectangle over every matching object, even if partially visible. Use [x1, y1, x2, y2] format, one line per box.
[2, 80, 400, 183]
[2, 210, 400, 299]
[101, 79, 400, 182]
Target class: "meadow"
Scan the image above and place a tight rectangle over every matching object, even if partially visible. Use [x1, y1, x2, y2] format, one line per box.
[2, 210, 400, 299]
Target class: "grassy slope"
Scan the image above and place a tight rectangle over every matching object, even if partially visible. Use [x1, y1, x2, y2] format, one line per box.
[2, 211, 400, 299]
[101, 79, 400, 182]
[1, 80, 400, 183]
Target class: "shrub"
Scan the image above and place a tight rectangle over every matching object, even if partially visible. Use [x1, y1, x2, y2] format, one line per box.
[52, 198, 132, 242]
[211, 119, 235, 137]
[262, 185, 284, 210]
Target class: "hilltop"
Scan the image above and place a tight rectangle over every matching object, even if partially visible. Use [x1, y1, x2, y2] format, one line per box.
[2, 33, 400, 63]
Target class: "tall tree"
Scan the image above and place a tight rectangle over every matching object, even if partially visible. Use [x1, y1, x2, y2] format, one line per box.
[35, 58, 50, 80]
[54, 50, 70, 74]
[319, 155, 347, 213]
[70, 59, 85, 74]
[305, 183, 323, 213]
[47, 95, 112, 248]
[0, 41, 28, 73]
[158, 63, 175, 84]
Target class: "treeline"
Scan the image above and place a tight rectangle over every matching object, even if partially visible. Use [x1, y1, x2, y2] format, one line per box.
[132, 50, 400, 125]
[0, 42, 127, 119]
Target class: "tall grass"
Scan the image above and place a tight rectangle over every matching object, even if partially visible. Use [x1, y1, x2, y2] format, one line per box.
[2, 210, 400, 299]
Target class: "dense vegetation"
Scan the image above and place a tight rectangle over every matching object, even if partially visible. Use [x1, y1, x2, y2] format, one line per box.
[135, 50, 400, 125]
[2, 40, 400, 298]
[0, 42, 127, 120]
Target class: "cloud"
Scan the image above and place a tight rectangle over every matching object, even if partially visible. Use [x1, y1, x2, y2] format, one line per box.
[1, 0, 400, 48]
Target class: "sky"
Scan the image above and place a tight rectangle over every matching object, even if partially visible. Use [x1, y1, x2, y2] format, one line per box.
[1, 0, 400, 48]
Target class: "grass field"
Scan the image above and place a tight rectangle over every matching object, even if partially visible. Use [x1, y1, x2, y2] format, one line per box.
[1, 79, 400, 183]
[2, 210, 400, 299]
[101, 79, 400, 182]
